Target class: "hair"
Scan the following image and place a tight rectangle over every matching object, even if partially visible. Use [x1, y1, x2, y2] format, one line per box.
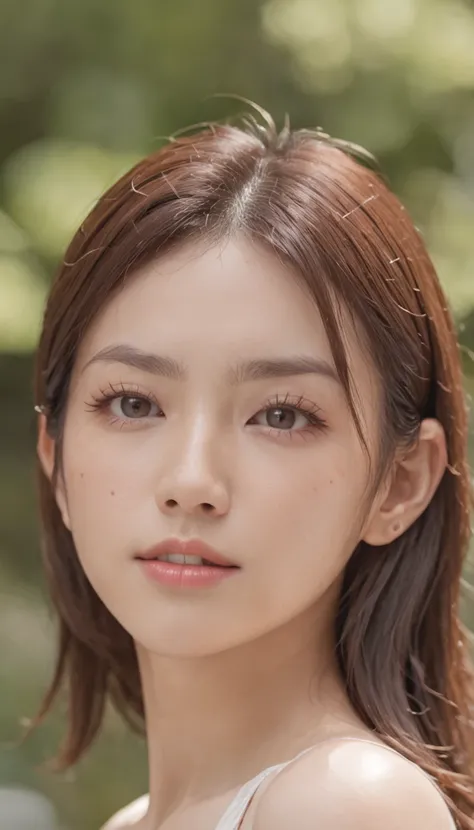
[32, 107, 474, 827]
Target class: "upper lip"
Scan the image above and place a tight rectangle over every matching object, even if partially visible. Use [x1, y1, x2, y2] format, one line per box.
[136, 538, 239, 567]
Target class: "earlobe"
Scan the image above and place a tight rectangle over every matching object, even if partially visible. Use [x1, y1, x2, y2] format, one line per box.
[362, 504, 406, 547]
[36, 413, 71, 530]
[362, 419, 447, 547]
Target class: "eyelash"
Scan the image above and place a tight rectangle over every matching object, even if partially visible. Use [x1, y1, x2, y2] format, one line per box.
[255, 392, 327, 440]
[85, 383, 328, 441]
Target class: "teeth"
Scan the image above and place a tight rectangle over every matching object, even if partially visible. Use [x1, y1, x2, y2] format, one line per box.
[157, 553, 205, 565]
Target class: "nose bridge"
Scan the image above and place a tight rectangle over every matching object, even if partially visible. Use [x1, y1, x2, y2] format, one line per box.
[176, 408, 219, 479]
[156, 404, 230, 515]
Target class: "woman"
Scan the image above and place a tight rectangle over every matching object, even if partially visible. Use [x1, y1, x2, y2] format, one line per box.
[32, 107, 474, 829]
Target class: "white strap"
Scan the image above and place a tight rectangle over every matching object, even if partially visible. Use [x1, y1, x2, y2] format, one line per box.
[213, 761, 284, 830]
[213, 746, 316, 830]
[213, 737, 458, 830]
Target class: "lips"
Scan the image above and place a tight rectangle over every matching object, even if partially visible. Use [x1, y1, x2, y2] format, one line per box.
[135, 538, 239, 568]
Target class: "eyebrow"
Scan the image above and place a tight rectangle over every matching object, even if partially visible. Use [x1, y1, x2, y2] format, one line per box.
[82, 344, 340, 385]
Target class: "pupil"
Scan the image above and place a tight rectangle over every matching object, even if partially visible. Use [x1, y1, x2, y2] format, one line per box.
[122, 397, 149, 418]
[268, 407, 294, 429]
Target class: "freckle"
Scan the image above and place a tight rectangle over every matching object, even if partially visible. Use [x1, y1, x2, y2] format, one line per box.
[80, 473, 84, 479]
[110, 490, 115, 496]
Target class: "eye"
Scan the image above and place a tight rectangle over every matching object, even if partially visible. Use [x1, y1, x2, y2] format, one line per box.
[249, 394, 327, 435]
[253, 406, 309, 431]
[110, 395, 160, 419]
[86, 383, 163, 423]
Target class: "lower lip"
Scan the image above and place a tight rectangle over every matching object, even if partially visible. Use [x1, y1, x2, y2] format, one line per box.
[138, 559, 240, 588]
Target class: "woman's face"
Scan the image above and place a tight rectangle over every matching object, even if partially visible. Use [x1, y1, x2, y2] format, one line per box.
[55, 236, 380, 656]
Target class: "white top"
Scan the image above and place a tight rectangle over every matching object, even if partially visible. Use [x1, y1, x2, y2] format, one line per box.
[214, 737, 458, 830]
[105, 737, 458, 830]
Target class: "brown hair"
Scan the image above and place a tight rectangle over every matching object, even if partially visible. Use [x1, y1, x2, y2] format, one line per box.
[33, 108, 474, 827]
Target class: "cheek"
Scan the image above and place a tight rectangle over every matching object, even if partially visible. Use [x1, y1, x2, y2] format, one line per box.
[60, 422, 153, 565]
[247, 439, 366, 531]
[242, 442, 368, 596]
[63, 412, 157, 499]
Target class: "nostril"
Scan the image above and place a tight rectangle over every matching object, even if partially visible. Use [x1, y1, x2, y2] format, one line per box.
[163, 500, 214, 511]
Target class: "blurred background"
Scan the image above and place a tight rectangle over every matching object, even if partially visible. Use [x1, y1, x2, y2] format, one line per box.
[1, 0, 474, 827]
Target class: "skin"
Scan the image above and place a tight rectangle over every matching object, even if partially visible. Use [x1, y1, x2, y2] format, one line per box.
[38, 235, 450, 829]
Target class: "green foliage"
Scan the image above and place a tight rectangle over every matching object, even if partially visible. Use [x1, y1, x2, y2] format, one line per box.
[1, 1, 474, 827]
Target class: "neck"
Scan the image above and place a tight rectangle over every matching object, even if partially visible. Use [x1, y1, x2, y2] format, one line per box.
[136, 592, 358, 826]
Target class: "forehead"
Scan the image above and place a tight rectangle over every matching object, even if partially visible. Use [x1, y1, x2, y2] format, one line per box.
[78, 237, 353, 360]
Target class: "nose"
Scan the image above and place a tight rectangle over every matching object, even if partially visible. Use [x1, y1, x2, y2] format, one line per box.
[155, 419, 231, 519]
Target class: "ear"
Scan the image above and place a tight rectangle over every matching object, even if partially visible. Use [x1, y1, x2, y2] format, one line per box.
[361, 419, 448, 546]
[37, 412, 71, 531]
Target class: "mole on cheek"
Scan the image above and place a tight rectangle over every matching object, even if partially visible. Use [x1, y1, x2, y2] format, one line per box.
[110, 491, 115, 496]
[80, 472, 84, 479]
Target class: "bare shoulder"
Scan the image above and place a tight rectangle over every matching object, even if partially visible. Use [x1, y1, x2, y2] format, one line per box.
[100, 794, 149, 830]
[252, 738, 456, 830]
